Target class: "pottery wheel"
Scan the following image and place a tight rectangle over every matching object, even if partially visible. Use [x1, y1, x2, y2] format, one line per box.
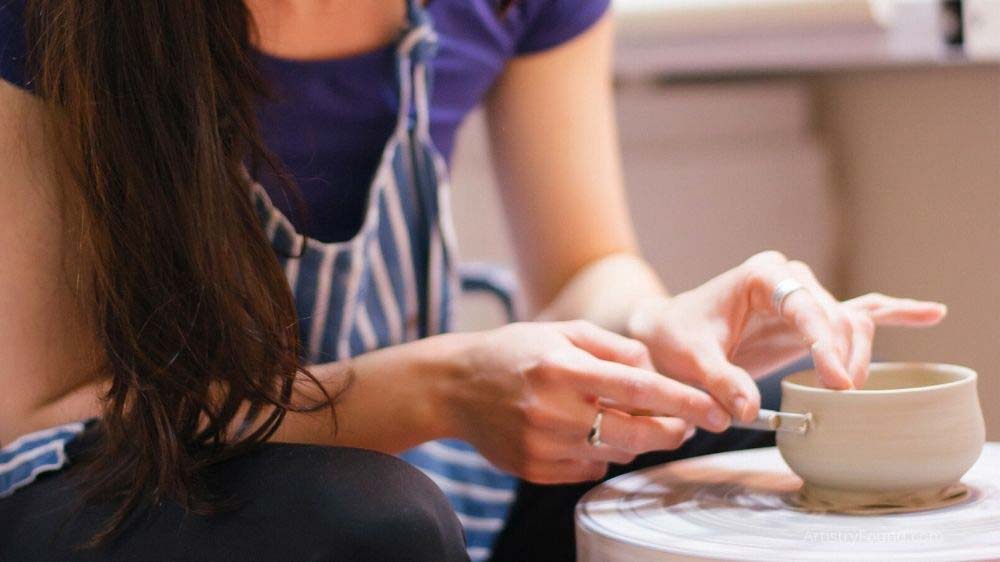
[576, 443, 1000, 561]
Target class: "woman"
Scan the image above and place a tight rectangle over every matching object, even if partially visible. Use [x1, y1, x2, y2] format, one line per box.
[0, 1, 945, 561]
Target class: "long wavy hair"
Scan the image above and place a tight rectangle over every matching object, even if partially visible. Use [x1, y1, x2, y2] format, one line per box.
[24, 0, 334, 545]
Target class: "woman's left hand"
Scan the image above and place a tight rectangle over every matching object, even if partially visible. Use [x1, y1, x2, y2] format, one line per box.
[626, 251, 947, 424]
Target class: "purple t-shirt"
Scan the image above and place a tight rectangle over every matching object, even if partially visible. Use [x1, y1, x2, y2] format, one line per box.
[0, 0, 610, 242]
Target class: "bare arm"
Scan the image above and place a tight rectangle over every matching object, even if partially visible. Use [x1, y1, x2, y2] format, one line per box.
[485, 15, 665, 334]
[273, 334, 462, 452]
[275, 320, 729, 480]
[0, 80, 103, 442]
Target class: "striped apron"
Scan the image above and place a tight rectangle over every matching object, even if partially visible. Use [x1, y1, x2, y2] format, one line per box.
[252, 2, 517, 559]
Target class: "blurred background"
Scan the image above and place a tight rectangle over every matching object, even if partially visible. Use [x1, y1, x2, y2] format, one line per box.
[450, 0, 1000, 437]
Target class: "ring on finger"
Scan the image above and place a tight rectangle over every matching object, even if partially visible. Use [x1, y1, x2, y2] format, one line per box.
[772, 278, 806, 317]
[587, 409, 604, 447]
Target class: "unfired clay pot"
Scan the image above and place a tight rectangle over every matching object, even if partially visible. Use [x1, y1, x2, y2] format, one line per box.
[777, 362, 985, 513]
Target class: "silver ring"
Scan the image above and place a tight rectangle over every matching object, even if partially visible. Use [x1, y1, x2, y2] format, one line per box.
[772, 278, 806, 317]
[587, 409, 604, 447]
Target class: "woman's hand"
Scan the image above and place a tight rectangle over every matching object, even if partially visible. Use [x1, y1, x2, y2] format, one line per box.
[442, 321, 732, 484]
[626, 251, 947, 423]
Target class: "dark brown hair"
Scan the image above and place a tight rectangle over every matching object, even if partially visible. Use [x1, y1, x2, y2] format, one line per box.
[25, 0, 331, 544]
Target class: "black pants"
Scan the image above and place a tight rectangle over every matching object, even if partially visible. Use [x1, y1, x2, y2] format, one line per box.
[0, 433, 469, 562]
[489, 363, 794, 562]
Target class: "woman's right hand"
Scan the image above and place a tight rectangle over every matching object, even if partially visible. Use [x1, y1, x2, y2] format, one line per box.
[442, 321, 732, 484]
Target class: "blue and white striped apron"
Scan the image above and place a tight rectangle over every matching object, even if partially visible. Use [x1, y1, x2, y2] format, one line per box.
[253, 2, 517, 558]
[0, 421, 86, 499]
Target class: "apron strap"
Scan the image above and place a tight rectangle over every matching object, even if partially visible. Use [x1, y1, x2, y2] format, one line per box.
[410, 41, 436, 141]
[394, 0, 438, 141]
[405, 0, 424, 24]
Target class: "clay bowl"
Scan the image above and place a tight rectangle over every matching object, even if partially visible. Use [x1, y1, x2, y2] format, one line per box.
[776, 362, 985, 513]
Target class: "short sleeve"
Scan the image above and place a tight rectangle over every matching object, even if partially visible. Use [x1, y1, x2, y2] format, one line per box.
[0, 0, 28, 89]
[515, 0, 611, 55]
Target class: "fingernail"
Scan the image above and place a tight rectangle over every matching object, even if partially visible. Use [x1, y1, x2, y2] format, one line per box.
[683, 426, 697, 442]
[733, 396, 749, 422]
[708, 409, 729, 431]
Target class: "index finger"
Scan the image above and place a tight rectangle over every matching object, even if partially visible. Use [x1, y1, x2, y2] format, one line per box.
[780, 289, 854, 389]
[553, 354, 732, 432]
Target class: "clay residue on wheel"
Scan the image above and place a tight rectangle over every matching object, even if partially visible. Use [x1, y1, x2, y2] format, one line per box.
[787, 482, 971, 515]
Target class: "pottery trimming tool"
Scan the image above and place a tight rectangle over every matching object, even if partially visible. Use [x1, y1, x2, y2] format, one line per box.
[733, 408, 811, 434]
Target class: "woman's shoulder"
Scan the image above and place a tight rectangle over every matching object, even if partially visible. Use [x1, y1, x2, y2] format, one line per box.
[0, 0, 28, 90]
[433, 0, 611, 56]
[512, 0, 611, 54]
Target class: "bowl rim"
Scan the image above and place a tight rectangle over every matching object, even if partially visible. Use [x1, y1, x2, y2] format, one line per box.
[781, 362, 977, 395]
